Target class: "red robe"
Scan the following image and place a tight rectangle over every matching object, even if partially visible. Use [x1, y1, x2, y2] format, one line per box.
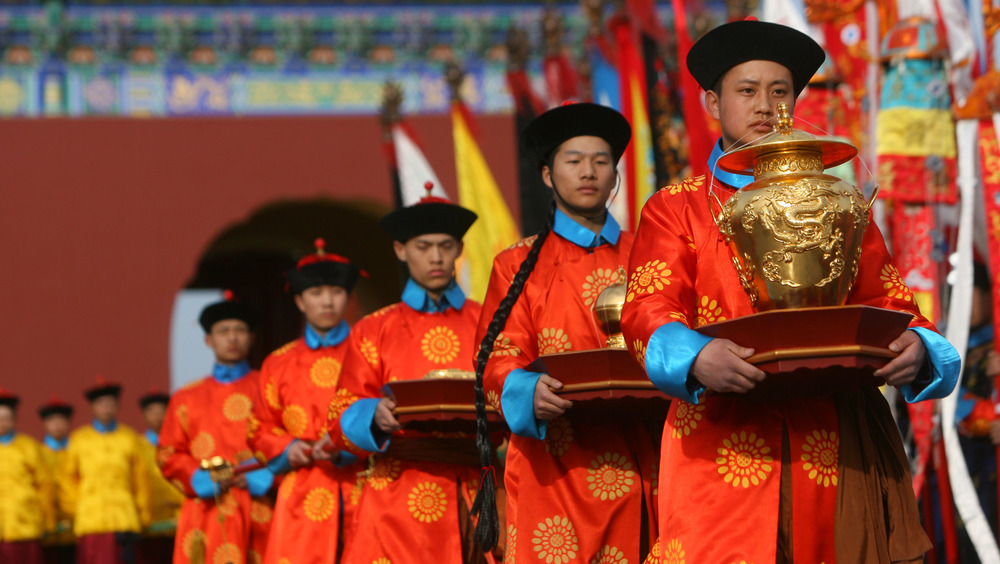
[158, 372, 272, 564]
[248, 337, 362, 564]
[329, 298, 484, 563]
[621, 175, 956, 563]
[478, 230, 660, 563]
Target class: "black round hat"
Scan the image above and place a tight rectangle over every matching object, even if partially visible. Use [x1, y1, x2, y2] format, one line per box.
[138, 391, 170, 409]
[38, 396, 74, 419]
[379, 185, 478, 243]
[686, 19, 826, 98]
[286, 238, 363, 294]
[84, 378, 122, 403]
[520, 102, 631, 171]
[198, 291, 259, 333]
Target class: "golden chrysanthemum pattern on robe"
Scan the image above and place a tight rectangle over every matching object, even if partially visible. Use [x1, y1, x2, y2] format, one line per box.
[667, 176, 703, 195]
[531, 515, 579, 563]
[586, 452, 636, 501]
[190, 432, 215, 460]
[407, 482, 447, 523]
[367, 457, 401, 490]
[310, 357, 342, 389]
[264, 377, 281, 410]
[643, 537, 661, 564]
[250, 499, 272, 524]
[663, 539, 685, 564]
[544, 417, 573, 456]
[671, 401, 706, 439]
[695, 295, 726, 327]
[213, 542, 242, 564]
[272, 340, 297, 356]
[490, 332, 521, 359]
[591, 545, 629, 564]
[279, 471, 297, 500]
[421, 326, 461, 364]
[801, 429, 839, 488]
[281, 404, 308, 437]
[181, 528, 206, 558]
[880, 264, 913, 302]
[582, 267, 622, 307]
[303, 487, 336, 522]
[627, 260, 671, 303]
[716, 431, 774, 488]
[632, 339, 647, 369]
[360, 338, 379, 367]
[537, 328, 572, 354]
[328, 388, 358, 422]
[223, 393, 252, 422]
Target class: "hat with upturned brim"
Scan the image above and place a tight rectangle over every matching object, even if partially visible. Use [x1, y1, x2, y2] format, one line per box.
[520, 101, 631, 171]
[379, 182, 478, 243]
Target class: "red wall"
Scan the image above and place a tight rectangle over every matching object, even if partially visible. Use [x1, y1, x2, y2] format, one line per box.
[0, 114, 519, 437]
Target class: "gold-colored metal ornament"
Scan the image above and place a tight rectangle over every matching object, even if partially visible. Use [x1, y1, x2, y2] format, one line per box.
[714, 103, 876, 311]
[593, 266, 628, 349]
[422, 368, 475, 380]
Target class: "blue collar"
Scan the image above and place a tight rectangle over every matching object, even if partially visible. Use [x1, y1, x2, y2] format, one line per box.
[969, 324, 995, 350]
[402, 278, 466, 313]
[213, 359, 251, 383]
[708, 139, 755, 189]
[0, 431, 13, 445]
[93, 419, 117, 433]
[144, 429, 158, 446]
[553, 208, 620, 248]
[305, 320, 350, 350]
[44, 435, 68, 451]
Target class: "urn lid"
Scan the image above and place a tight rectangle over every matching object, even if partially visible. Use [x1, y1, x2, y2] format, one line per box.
[716, 103, 858, 174]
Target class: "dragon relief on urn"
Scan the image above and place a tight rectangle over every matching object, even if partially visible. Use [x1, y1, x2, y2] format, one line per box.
[715, 103, 876, 311]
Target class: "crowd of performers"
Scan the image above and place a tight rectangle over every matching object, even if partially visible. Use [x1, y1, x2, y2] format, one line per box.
[3, 18, 991, 564]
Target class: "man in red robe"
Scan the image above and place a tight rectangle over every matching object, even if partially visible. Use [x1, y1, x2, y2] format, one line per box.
[247, 239, 364, 564]
[620, 20, 961, 563]
[324, 192, 485, 563]
[158, 293, 274, 564]
[473, 102, 660, 562]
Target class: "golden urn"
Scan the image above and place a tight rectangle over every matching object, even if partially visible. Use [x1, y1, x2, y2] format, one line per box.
[715, 103, 875, 311]
[593, 266, 628, 349]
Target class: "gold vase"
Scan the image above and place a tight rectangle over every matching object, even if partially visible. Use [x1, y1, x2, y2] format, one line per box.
[593, 266, 627, 349]
[715, 103, 876, 311]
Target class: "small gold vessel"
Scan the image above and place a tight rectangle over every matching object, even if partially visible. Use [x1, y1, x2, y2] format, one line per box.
[422, 368, 476, 380]
[715, 103, 875, 311]
[593, 266, 628, 349]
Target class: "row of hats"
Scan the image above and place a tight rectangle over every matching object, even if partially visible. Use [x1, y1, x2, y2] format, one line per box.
[0, 379, 170, 418]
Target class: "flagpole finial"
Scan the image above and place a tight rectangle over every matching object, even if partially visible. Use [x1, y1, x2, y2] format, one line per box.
[506, 26, 530, 73]
[424, 181, 435, 197]
[314, 237, 327, 256]
[445, 61, 466, 103]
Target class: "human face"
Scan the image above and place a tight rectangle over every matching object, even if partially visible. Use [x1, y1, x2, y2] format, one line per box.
[705, 59, 794, 151]
[205, 319, 254, 364]
[542, 135, 617, 220]
[294, 285, 349, 333]
[0, 406, 14, 436]
[91, 396, 118, 425]
[393, 234, 463, 296]
[43, 414, 69, 440]
[142, 402, 167, 434]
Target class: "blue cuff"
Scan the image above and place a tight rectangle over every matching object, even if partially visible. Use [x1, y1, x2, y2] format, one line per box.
[267, 443, 294, 475]
[645, 322, 713, 404]
[501, 369, 547, 440]
[190, 469, 217, 499]
[336, 451, 359, 467]
[899, 327, 961, 403]
[341, 398, 390, 453]
[245, 467, 274, 497]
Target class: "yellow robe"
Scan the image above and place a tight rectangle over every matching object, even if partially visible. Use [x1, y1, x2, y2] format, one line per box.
[61, 423, 152, 536]
[0, 433, 53, 542]
[39, 444, 74, 545]
[138, 435, 183, 536]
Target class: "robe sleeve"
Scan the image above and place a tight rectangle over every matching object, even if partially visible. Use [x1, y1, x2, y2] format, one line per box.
[31, 440, 56, 537]
[131, 431, 153, 527]
[59, 438, 80, 517]
[247, 355, 297, 469]
[330, 317, 385, 457]
[157, 392, 199, 498]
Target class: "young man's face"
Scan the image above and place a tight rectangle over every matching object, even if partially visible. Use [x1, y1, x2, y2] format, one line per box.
[43, 414, 69, 440]
[91, 396, 119, 425]
[142, 402, 167, 434]
[706, 59, 795, 151]
[542, 135, 617, 218]
[294, 285, 349, 333]
[205, 319, 254, 364]
[393, 234, 463, 295]
[0, 406, 14, 436]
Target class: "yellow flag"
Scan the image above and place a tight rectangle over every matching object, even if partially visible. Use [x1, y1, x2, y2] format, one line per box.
[451, 102, 521, 302]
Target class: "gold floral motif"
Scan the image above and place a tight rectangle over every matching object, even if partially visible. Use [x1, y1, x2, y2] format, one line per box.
[671, 401, 706, 439]
[303, 487, 336, 522]
[668, 177, 703, 195]
[592, 545, 629, 563]
[627, 260, 671, 303]
[801, 429, 839, 488]
[190, 432, 215, 460]
[265, 377, 281, 410]
[506, 524, 517, 559]
[181, 528, 206, 558]
[421, 326, 461, 364]
[310, 357, 342, 389]
[407, 482, 447, 523]
[328, 389, 358, 422]
[582, 267, 622, 307]
[156, 445, 174, 467]
[684, 235, 696, 251]
[632, 339, 647, 369]
[490, 332, 521, 359]
[368, 458, 402, 490]
[586, 452, 636, 501]
[507, 234, 538, 250]
[233, 449, 254, 464]
[880, 264, 914, 302]
[245, 414, 260, 439]
[360, 338, 379, 367]
[247, 549, 262, 564]
[250, 500, 273, 524]
[668, 311, 689, 326]
[537, 328, 572, 354]
[272, 340, 297, 356]
[662, 538, 685, 564]
[279, 471, 297, 499]
[545, 417, 573, 456]
[217, 491, 239, 516]
[486, 390, 502, 415]
[716, 431, 774, 488]
[178, 404, 189, 433]
[372, 559, 392, 564]
[370, 303, 398, 318]
[282, 405, 308, 437]
[695, 296, 726, 327]
[644, 537, 662, 564]
[223, 393, 252, 422]
[213, 542, 242, 564]
[531, 515, 579, 563]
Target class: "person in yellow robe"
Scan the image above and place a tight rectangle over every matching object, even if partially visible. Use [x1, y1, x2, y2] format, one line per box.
[62, 378, 152, 564]
[0, 388, 53, 564]
[38, 396, 75, 564]
[136, 391, 182, 564]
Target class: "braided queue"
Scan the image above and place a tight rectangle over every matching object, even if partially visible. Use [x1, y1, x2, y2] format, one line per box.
[471, 200, 557, 550]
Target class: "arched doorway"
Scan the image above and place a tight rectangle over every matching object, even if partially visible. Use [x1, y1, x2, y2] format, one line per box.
[184, 197, 402, 368]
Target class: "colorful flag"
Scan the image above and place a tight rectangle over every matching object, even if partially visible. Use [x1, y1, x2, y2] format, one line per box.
[451, 101, 521, 302]
[391, 121, 451, 205]
[587, 34, 631, 228]
[672, 0, 717, 177]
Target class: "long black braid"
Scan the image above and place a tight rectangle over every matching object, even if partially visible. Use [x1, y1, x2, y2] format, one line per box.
[471, 198, 557, 550]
